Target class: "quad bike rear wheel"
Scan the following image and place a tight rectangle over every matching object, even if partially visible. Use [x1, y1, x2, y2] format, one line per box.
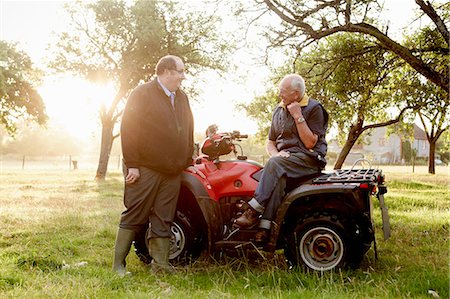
[285, 213, 350, 271]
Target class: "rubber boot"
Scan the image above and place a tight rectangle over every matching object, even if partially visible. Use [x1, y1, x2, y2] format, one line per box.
[112, 228, 135, 277]
[149, 237, 175, 274]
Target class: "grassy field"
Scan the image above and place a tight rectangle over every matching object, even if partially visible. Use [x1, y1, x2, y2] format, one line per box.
[0, 166, 448, 298]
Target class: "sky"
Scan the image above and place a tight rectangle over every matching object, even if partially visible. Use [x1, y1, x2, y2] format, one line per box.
[0, 0, 267, 143]
[1, 0, 420, 145]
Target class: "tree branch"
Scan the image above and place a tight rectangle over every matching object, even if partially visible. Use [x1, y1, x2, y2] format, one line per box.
[112, 133, 120, 140]
[262, 0, 449, 91]
[415, 0, 449, 46]
[363, 104, 423, 131]
[263, 0, 316, 33]
[345, 0, 351, 24]
[323, 23, 448, 90]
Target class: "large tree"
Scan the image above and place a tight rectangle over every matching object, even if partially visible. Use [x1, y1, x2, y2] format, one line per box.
[0, 41, 47, 135]
[417, 87, 448, 174]
[400, 23, 449, 173]
[300, 34, 426, 169]
[257, 0, 449, 91]
[51, 0, 233, 180]
[241, 33, 425, 168]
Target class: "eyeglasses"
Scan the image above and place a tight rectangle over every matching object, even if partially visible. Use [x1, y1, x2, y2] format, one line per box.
[279, 88, 296, 96]
[171, 69, 185, 75]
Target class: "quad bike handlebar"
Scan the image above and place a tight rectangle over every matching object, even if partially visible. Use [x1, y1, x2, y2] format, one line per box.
[229, 130, 248, 140]
[200, 125, 248, 161]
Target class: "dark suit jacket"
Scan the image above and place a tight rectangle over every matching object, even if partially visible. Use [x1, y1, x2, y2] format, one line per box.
[121, 79, 194, 175]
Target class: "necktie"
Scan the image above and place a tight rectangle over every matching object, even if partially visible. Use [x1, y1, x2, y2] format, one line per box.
[170, 93, 175, 109]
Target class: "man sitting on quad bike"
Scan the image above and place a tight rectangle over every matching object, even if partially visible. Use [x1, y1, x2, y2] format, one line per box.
[235, 74, 329, 242]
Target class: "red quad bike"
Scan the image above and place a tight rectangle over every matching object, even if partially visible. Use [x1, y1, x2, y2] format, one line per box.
[134, 127, 391, 271]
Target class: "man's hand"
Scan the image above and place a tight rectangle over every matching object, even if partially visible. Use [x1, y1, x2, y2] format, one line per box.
[125, 168, 140, 184]
[287, 101, 318, 149]
[267, 140, 290, 158]
[186, 165, 206, 179]
[275, 150, 290, 158]
[286, 101, 302, 119]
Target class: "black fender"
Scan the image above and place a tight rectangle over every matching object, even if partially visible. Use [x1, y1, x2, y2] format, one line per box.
[267, 184, 370, 251]
[179, 172, 223, 253]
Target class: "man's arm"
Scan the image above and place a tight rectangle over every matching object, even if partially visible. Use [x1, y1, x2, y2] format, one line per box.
[121, 88, 143, 184]
[266, 139, 290, 158]
[266, 139, 278, 156]
[287, 102, 318, 149]
[121, 89, 142, 168]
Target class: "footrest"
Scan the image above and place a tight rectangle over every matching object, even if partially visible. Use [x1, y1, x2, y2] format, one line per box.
[215, 240, 254, 249]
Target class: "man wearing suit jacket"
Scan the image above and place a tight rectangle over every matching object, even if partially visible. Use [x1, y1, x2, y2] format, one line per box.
[113, 55, 200, 275]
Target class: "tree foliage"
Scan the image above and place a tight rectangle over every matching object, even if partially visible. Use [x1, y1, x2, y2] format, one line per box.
[436, 130, 450, 163]
[299, 34, 411, 168]
[241, 33, 428, 168]
[237, 88, 279, 142]
[0, 41, 47, 135]
[400, 25, 449, 173]
[51, 0, 234, 180]
[257, 0, 449, 91]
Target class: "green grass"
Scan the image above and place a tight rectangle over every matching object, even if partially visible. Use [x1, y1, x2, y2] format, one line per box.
[0, 168, 448, 298]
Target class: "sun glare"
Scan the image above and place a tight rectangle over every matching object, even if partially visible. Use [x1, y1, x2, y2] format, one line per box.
[38, 72, 258, 146]
[38, 75, 117, 141]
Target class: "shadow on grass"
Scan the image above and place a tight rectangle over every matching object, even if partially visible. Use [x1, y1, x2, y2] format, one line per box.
[16, 254, 63, 272]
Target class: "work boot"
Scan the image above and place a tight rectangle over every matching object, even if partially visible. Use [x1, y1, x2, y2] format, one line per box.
[236, 200, 249, 211]
[149, 237, 175, 274]
[234, 207, 260, 228]
[255, 228, 269, 243]
[112, 228, 135, 277]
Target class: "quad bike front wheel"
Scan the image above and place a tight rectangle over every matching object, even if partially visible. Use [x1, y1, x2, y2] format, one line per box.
[285, 213, 350, 271]
[168, 219, 189, 260]
[134, 210, 202, 265]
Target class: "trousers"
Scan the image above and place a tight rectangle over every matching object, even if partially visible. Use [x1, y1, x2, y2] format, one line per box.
[249, 152, 320, 229]
[119, 166, 181, 238]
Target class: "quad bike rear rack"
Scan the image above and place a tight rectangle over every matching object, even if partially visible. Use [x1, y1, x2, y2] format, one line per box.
[312, 168, 382, 184]
[313, 158, 383, 184]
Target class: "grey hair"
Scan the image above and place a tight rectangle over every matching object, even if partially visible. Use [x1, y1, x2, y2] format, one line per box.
[290, 75, 306, 96]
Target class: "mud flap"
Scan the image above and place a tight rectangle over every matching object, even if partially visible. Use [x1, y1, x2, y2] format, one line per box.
[377, 192, 391, 240]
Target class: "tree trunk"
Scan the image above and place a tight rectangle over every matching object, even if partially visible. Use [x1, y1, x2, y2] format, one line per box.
[95, 120, 115, 181]
[334, 125, 363, 169]
[428, 139, 436, 174]
[94, 88, 126, 181]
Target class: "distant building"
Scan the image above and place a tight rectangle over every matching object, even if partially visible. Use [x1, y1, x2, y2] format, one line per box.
[328, 124, 428, 165]
[412, 124, 429, 158]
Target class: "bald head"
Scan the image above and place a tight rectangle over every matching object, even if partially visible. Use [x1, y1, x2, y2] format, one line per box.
[155, 54, 186, 92]
[155, 55, 183, 75]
